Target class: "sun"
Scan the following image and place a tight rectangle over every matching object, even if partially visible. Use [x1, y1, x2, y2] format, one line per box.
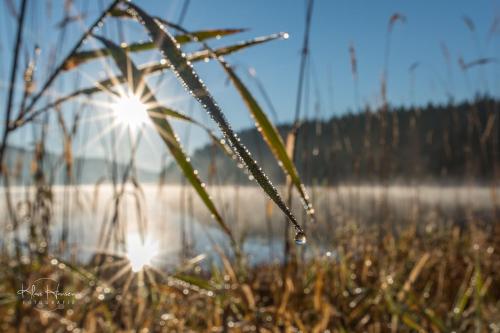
[126, 233, 159, 273]
[112, 93, 150, 129]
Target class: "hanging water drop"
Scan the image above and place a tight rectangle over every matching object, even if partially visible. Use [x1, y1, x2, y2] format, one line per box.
[294, 231, 306, 245]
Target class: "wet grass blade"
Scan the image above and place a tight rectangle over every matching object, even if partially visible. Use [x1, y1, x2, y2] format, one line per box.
[174, 29, 247, 44]
[18, 34, 282, 129]
[108, 8, 192, 33]
[126, 2, 304, 236]
[93, 35, 235, 243]
[63, 28, 246, 71]
[187, 33, 286, 62]
[221, 63, 314, 218]
[154, 106, 234, 157]
[173, 273, 214, 292]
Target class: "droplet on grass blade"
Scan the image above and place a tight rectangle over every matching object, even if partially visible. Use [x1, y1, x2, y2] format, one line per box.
[294, 231, 306, 245]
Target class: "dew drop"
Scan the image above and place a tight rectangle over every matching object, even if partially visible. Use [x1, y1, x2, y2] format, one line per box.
[294, 231, 306, 245]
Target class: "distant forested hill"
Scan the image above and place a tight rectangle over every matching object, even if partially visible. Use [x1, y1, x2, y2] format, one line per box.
[163, 97, 499, 185]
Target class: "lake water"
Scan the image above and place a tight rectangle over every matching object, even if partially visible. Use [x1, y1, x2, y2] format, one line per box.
[1, 184, 498, 268]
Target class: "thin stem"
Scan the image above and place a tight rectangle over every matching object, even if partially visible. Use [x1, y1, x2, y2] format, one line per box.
[293, 0, 314, 123]
[177, 0, 190, 26]
[0, 0, 28, 167]
[283, 0, 314, 273]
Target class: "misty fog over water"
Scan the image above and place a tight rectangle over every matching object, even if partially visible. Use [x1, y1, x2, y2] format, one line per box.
[1, 184, 497, 267]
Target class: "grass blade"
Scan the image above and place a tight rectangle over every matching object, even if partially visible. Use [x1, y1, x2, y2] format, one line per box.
[93, 34, 235, 243]
[126, 2, 305, 236]
[221, 63, 314, 218]
[17, 34, 283, 129]
[174, 28, 246, 44]
[63, 28, 246, 71]
[187, 33, 286, 63]
[173, 274, 214, 292]
[154, 106, 234, 157]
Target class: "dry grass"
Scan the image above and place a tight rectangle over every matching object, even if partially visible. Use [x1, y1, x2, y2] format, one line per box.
[1, 201, 498, 332]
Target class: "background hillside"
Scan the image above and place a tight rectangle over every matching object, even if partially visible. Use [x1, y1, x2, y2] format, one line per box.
[5, 98, 498, 186]
[2, 146, 158, 185]
[163, 97, 499, 185]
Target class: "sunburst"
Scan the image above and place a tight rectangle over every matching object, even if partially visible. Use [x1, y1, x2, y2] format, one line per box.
[125, 233, 159, 273]
[111, 92, 151, 130]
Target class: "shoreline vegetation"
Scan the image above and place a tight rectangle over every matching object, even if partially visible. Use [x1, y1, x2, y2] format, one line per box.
[1, 194, 498, 331]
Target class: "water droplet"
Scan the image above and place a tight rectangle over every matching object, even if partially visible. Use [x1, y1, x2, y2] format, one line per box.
[161, 313, 173, 321]
[294, 231, 306, 245]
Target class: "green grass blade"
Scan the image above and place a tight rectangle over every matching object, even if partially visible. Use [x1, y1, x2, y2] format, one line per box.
[221, 63, 314, 218]
[93, 34, 235, 242]
[174, 29, 247, 44]
[108, 8, 187, 33]
[21, 34, 283, 128]
[154, 106, 234, 157]
[63, 28, 246, 71]
[187, 33, 286, 63]
[126, 2, 304, 235]
[173, 274, 214, 292]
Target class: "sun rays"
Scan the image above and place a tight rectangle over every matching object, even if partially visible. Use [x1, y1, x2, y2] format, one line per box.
[110, 92, 151, 130]
[83, 231, 165, 309]
[125, 233, 159, 273]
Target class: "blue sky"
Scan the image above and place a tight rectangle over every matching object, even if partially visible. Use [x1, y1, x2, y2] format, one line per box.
[1, 0, 499, 170]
